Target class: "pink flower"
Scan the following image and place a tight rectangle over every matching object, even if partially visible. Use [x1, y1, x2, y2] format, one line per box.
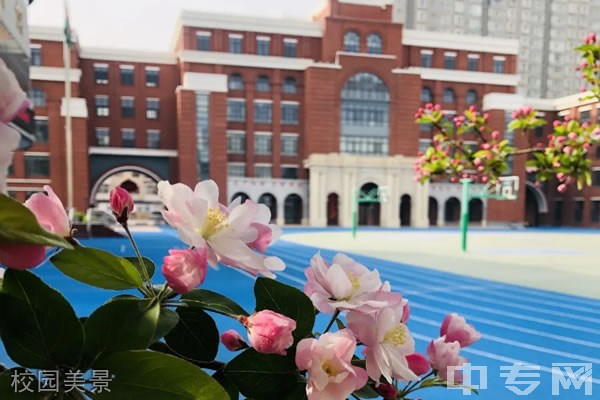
[563, 146, 573, 154]
[243, 310, 296, 355]
[400, 302, 410, 323]
[567, 132, 578, 140]
[110, 187, 135, 224]
[304, 253, 402, 314]
[220, 329, 247, 351]
[0, 59, 28, 123]
[481, 143, 491, 150]
[157, 180, 284, 278]
[296, 330, 368, 400]
[0, 243, 47, 270]
[491, 130, 500, 140]
[25, 185, 71, 237]
[427, 337, 467, 382]
[162, 248, 208, 294]
[347, 306, 417, 383]
[406, 353, 431, 376]
[376, 383, 397, 399]
[557, 184, 567, 193]
[440, 313, 481, 347]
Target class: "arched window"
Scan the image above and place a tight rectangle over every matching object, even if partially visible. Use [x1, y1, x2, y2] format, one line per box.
[443, 88, 455, 103]
[466, 89, 478, 105]
[340, 73, 389, 155]
[344, 31, 360, 53]
[367, 33, 382, 54]
[228, 74, 243, 91]
[256, 75, 270, 92]
[421, 87, 433, 103]
[283, 77, 297, 94]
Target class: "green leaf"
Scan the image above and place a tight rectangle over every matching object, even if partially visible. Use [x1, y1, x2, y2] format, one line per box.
[126, 256, 156, 279]
[82, 297, 160, 368]
[0, 369, 53, 399]
[0, 195, 72, 249]
[212, 369, 240, 400]
[182, 289, 249, 318]
[224, 349, 299, 399]
[165, 307, 219, 362]
[152, 307, 180, 343]
[0, 270, 83, 369]
[254, 277, 315, 342]
[94, 350, 228, 400]
[353, 383, 380, 399]
[51, 246, 143, 290]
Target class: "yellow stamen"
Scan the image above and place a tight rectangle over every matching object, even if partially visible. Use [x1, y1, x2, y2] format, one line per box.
[198, 208, 228, 239]
[384, 323, 408, 346]
[322, 361, 337, 376]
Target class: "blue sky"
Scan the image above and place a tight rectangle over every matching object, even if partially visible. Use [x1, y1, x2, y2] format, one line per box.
[28, 0, 324, 51]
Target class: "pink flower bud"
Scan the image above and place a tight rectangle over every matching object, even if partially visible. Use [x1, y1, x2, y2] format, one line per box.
[162, 248, 208, 294]
[483, 112, 489, 120]
[221, 330, 247, 351]
[563, 146, 573, 154]
[468, 105, 476, 112]
[557, 183, 567, 193]
[414, 112, 421, 119]
[243, 310, 296, 355]
[434, 104, 442, 111]
[406, 353, 431, 376]
[584, 142, 591, 149]
[481, 143, 491, 150]
[557, 173, 566, 181]
[473, 159, 482, 166]
[0, 243, 47, 270]
[425, 103, 433, 110]
[450, 177, 458, 183]
[553, 120, 561, 127]
[376, 383, 398, 399]
[511, 111, 518, 119]
[523, 106, 532, 115]
[481, 176, 488, 183]
[110, 187, 135, 224]
[477, 166, 485, 172]
[25, 185, 72, 238]
[568, 132, 578, 140]
[440, 313, 482, 348]
[427, 338, 466, 382]
[580, 87, 586, 93]
[491, 131, 500, 140]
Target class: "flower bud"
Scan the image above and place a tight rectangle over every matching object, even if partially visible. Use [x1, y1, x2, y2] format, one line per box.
[376, 383, 397, 399]
[406, 353, 431, 376]
[0, 243, 47, 270]
[162, 248, 208, 294]
[110, 187, 135, 224]
[242, 310, 296, 355]
[220, 330, 248, 351]
[557, 183, 567, 193]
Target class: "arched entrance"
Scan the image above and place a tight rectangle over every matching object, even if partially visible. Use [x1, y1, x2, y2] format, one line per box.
[525, 182, 548, 227]
[358, 182, 380, 226]
[400, 194, 411, 227]
[231, 192, 250, 204]
[284, 194, 302, 224]
[469, 199, 483, 223]
[258, 193, 277, 222]
[327, 193, 339, 226]
[445, 197, 460, 224]
[428, 197, 438, 226]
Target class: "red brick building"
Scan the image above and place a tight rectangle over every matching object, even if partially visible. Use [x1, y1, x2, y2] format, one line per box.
[12, 0, 541, 227]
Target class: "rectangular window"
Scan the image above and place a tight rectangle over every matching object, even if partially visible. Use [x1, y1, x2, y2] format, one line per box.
[281, 103, 299, 125]
[197, 32, 211, 51]
[120, 66, 134, 86]
[145, 68, 160, 87]
[32, 88, 46, 107]
[420, 52, 432, 68]
[147, 130, 160, 149]
[283, 39, 297, 57]
[592, 200, 600, 223]
[580, 110, 591, 123]
[254, 134, 272, 155]
[444, 54, 456, 69]
[95, 96, 109, 117]
[340, 136, 388, 155]
[255, 164, 272, 178]
[121, 129, 136, 147]
[493, 58, 506, 73]
[196, 94, 210, 180]
[574, 200, 584, 224]
[34, 118, 49, 144]
[593, 170, 600, 186]
[418, 139, 432, 154]
[228, 163, 246, 177]
[227, 131, 246, 154]
[146, 98, 160, 119]
[95, 128, 110, 146]
[229, 35, 243, 54]
[256, 37, 270, 56]
[281, 135, 299, 156]
[467, 56, 479, 71]
[30, 46, 41, 66]
[553, 200, 563, 226]
[254, 102, 272, 123]
[281, 166, 298, 179]
[94, 65, 108, 84]
[121, 97, 135, 118]
[25, 155, 50, 177]
[227, 99, 246, 122]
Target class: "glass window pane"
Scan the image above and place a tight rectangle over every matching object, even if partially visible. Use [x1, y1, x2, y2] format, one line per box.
[367, 34, 382, 54]
[121, 98, 135, 117]
[120, 67, 134, 85]
[229, 37, 243, 54]
[227, 99, 246, 122]
[30, 47, 41, 66]
[147, 130, 160, 148]
[121, 129, 136, 147]
[283, 41, 297, 57]
[96, 128, 110, 146]
[25, 155, 50, 177]
[283, 77, 297, 94]
[254, 135, 272, 155]
[281, 104, 299, 125]
[197, 35, 211, 51]
[94, 66, 108, 84]
[281, 135, 299, 156]
[34, 118, 49, 144]
[254, 102, 272, 123]
[344, 32, 360, 52]
[146, 69, 159, 87]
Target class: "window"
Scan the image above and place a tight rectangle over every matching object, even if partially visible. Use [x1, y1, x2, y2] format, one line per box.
[228, 163, 246, 177]
[228, 74, 244, 91]
[367, 33, 382, 54]
[256, 75, 271, 92]
[281, 166, 298, 179]
[593, 169, 600, 186]
[281, 103, 299, 125]
[197, 32, 211, 51]
[493, 58, 506, 73]
[466, 90, 478, 105]
[580, 110, 591, 123]
[227, 99, 246, 122]
[146, 68, 159, 87]
[256, 37, 270, 56]
[340, 136, 388, 155]
[467, 56, 479, 71]
[147, 130, 160, 148]
[443, 88, 455, 103]
[25, 155, 49, 177]
[574, 200, 584, 224]
[592, 201, 600, 223]
[96, 128, 110, 146]
[421, 51, 432, 68]
[146, 98, 160, 119]
[95, 96, 109, 116]
[254, 134, 272, 155]
[227, 131, 246, 154]
[94, 65, 108, 84]
[30, 46, 41, 66]
[421, 87, 433, 103]
[255, 164, 272, 178]
[344, 32, 360, 52]
[281, 135, 298, 156]
[283, 77, 297, 94]
[121, 97, 135, 118]
[283, 39, 297, 57]
[254, 102, 272, 123]
[229, 35, 243, 54]
[34, 118, 48, 144]
[444, 53, 456, 69]
[120, 66, 134, 86]
[535, 126, 544, 137]
[419, 139, 432, 154]
[121, 129, 136, 147]
[553, 200, 563, 226]
[31, 88, 46, 107]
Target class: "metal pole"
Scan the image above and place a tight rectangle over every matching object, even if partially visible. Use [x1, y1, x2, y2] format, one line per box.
[63, 36, 73, 211]
[352, 188, 358, 239]
[460, 178, 472, 252]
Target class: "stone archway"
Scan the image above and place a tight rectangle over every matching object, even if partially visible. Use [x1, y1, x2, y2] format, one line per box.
[231, 192, 250, 204]
[469, 198, 483, 223]
[284, 194, 303, 224]
[258, 193, 277, 222]
[327, 193, 339, 226]
[428, 197, 438, 226]
[358, 182, 380, 226]
[445, 197, 461, 224]
[400, 194, 411, 227]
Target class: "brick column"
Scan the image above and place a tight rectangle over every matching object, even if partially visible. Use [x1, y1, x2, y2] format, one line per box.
[71, 116, 89, 211]
[175, 88, 198, 187]
[304, 66, 340, 155]
[392, 72, 421, 156]
[209, 92, 228, 203]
